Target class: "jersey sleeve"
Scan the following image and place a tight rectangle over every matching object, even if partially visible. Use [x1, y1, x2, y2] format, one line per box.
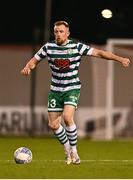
[34, 43, 47, 61]
[77, 42, 94, 56]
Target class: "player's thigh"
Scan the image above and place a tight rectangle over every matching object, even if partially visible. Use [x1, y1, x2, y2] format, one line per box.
[63, 90, 80, 125]
[63, 105, 76, 125]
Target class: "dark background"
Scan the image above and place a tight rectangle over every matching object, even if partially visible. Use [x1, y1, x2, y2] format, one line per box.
[0, 0, 133, 45]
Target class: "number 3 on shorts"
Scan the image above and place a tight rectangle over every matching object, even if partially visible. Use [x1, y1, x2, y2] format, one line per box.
[49, 99, 56, 108]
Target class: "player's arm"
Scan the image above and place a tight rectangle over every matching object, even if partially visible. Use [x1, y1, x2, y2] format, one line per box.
[21, 57, 39, 76]
[91, 48, 130, 67]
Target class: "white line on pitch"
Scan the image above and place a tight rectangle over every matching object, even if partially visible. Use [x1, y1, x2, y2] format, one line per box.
[1, 159, 133, 163]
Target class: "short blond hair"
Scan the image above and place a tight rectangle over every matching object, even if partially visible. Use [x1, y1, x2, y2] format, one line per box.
[54, 21, 69, 29]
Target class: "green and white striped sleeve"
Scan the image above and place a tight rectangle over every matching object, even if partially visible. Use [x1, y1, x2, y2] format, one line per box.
[77, 42, 94, 56]
[34, 43, 48, 61]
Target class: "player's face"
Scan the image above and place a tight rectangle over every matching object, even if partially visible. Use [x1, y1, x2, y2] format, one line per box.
[54, 25, 70, 45]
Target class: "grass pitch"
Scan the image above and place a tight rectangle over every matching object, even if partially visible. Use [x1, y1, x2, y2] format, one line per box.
[0, 137, 133, 178]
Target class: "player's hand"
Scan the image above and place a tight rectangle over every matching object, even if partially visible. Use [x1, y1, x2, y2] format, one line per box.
[122, 58, 130, 67]
[21, 67, 31, 75]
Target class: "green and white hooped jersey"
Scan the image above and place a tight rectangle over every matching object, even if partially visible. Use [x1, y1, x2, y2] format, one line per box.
[34, 39, 93, 92]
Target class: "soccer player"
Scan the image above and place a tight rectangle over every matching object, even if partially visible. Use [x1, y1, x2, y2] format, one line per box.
[21, 20, 130, 165]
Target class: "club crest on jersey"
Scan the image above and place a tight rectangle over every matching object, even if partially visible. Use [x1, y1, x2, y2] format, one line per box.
[67, 49, 73, 54]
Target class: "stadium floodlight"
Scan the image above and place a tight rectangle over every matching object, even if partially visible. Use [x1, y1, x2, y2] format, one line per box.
[101, 9, 113, 19]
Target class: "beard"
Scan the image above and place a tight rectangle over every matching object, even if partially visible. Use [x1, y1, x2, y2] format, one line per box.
[56, 38, 65, 45]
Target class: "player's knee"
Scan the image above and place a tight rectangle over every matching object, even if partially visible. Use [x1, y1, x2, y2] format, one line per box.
[63, 114, 69, 122]
[48, 121, 59, 130]
[63, 114, 73, 126]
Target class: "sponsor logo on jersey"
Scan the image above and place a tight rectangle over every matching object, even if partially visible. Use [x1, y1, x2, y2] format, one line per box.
[54, 59, 70, 70]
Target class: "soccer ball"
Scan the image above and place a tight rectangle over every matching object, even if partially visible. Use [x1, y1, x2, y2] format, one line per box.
[14, 147, 33, 164]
